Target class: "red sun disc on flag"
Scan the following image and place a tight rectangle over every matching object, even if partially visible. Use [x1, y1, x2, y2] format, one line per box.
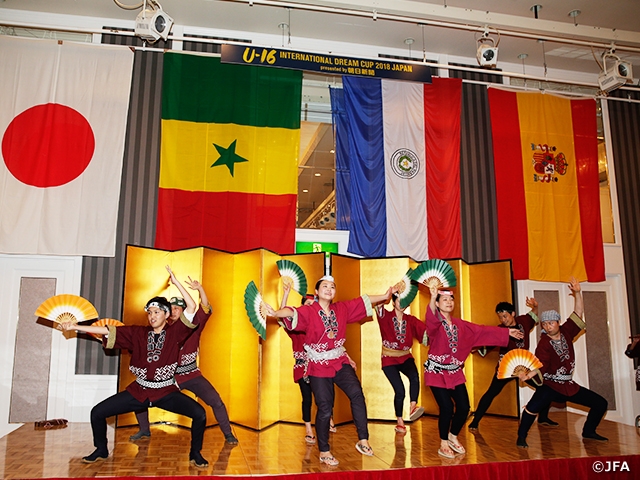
[1, 103, 95, 187]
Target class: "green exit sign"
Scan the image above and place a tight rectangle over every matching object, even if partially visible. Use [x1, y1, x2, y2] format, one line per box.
[295, 241, 339, 253]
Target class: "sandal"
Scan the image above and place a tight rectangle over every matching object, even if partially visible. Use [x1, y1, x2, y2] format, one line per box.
[394, 424, 407, 434]
[447, 439, 466, 455]
[305, 435, 316, 445]
[329, 424, 337, 433]
[319, 454, 339, 466]
[437, 446, 456, 459]
[355, 442, 374, 456]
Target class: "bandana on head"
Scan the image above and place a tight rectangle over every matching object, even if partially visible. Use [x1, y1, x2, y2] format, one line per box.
[541, 310, 561, 322]
[318, 275, 335, 284]
[145, 301, 170, 313]
[170, 297, 186, 309]
[438, 290, 454, 296]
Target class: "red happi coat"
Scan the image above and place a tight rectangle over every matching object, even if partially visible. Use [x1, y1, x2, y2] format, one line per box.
[103, 315, 196, 402]
[175, 304, 211, 386]
[536, 313, 585, 396]
[424, 306, 509, 389]
[280, 296, 373, 378]
[376, 306, 428, 368]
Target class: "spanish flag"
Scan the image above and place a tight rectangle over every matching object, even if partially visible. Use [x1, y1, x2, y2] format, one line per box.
[155, 53, 302, 254]
[488, 88, 605, 282]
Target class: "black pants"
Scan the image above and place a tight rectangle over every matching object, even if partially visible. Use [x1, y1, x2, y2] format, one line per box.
[382, 357, 420, 417]
[298, 378, 313, 423]
[518, 384, 608, 439]
[430, 384, 470, 440]
[91, 389, 206, 454]
[472, 375, 551, 425]
[310, 364, 368, 452]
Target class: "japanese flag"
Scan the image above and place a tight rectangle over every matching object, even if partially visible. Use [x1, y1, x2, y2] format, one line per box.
[0, 36, 133, 256]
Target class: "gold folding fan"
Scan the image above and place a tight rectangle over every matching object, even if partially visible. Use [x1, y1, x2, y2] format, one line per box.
[394, 268, 418, 309]
[35, 294, 98, 325]
[497, 349, 543, 379]
[410, 259, 457, 289]
[89, 318, 125, 339]
[244, 281, 267, 340]
[276, 259, 308, 297]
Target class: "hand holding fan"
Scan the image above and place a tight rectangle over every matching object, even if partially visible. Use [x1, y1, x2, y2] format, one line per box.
[410, 259, 457, 289]
[276, 260, 308, 297]
[497, 349, 543, 379]
[394, 268, 418, 309]
[244, 281, 267, 340]
[89, 318, 125, 339]
[35, 294, 98, 326]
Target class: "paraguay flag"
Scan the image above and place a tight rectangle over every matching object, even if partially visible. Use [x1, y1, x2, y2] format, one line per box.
[333, 76, 462, 261]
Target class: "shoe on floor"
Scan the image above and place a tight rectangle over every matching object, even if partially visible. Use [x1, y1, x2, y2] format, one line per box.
[582, 432, 609, 442]
[329, 424, 337, 433]
[409, 405, 425, 422]
[129, 430, 151, 441]
[516, 437, 528, 449]
[189, 451, 209, 468]
[437, 446, 455, 459]
[538, 418, 559, 427]
[468, 422, 479, 432]
[447, 439, 465, 454]
[82, 449, 108, 463]
[394, 424, 407, 434]
[224, 433, 239, 445]
[319, 454, 339, 466]
[305, 434, 316, 445]
[355, 442, 374, 456]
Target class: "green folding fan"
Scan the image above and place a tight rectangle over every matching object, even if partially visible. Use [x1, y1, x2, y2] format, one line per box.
[394, 268, 419, 309]
[410, 259, 457, 289]
[244, 281, 267, 340]
[276, 259, 308, 297]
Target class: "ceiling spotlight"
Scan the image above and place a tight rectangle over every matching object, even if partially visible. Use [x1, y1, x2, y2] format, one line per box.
[135, 2, 173, 43]
[598, 50, 633, 93]
[476, 27, 500, 67]
[568, 9, 581, 26]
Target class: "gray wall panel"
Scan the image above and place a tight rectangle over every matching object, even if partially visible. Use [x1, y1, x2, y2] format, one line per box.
[609, 89, 640, 339]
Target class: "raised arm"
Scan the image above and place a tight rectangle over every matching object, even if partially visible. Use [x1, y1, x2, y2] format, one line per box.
[280, 282, 292, 309]
[185, 276, 209, 309]
[526, 296, 538, 318]
[166, 265, 196, 314]
[428, 284, 438, 315]
[367, 287, 395, 306]
[568, 277, 583, 318]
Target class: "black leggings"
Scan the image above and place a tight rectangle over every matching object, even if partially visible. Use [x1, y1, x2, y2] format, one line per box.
[298, 378, 313, 423]
[382, 357, 420, 417]
[430, 384, 470, 440]
[310, 364, 368, 453]
[518, 384, 607, 438]
[91, 390, 206, 454]
[472, 374, 551, 424]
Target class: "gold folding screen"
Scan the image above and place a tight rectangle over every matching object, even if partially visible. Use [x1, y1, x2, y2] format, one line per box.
[117, 247, 516, 429]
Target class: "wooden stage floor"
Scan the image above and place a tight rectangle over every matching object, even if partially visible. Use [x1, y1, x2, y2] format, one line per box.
[1, 412, 638, 479]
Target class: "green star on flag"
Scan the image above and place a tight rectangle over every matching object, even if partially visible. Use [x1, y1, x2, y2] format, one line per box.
[211, 139, 248, 176]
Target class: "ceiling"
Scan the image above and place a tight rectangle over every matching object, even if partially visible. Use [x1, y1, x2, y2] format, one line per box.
[1, 0, 639, 227]
[2, 0, 640, 76]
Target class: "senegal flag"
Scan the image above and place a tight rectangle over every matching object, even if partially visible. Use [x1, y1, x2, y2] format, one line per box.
[488, 88, 605, 283]
[155, 53, 302, 254]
